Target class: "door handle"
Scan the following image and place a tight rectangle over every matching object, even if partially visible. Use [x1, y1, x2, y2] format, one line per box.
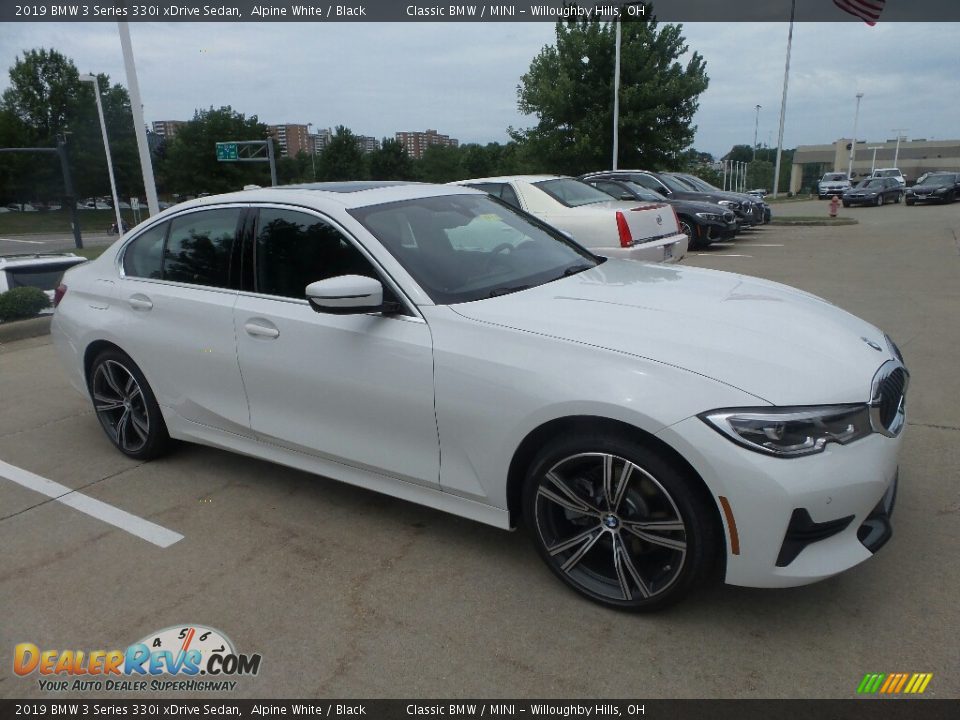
[244, 320, 280, 339]
[127, 294, 153, 311]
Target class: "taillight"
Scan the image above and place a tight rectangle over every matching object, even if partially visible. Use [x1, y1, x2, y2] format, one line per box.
[616, 211, 633, 248]
[53, 283, 67, 308]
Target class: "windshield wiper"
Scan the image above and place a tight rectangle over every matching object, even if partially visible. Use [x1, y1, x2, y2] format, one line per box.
[560, 264, 594, 278]
[488, 285, 532, 298]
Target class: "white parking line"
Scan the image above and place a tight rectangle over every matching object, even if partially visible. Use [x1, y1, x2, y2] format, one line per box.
[0, 459, 183, 548]
[0, 237, 45, 244]
[747, 244, 785, 247]
[695, 254, 753, 258]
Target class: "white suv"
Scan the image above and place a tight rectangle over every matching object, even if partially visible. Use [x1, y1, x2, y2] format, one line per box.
[0, 253, 88, 308]
[871, 168, 906, 188]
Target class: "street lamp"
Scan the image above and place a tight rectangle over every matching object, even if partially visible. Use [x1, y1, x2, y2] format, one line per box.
[612, 2, 644, 170]
[306, 122, 317, 180]
[891, 128, 908, 168]
[847, 92, 864, 178]
[79, 73, 124, 234]
[868, 146, 882, 174]
[753, 105, 761, 161]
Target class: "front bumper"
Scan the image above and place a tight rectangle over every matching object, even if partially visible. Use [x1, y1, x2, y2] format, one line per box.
[656, 415, 903, 588]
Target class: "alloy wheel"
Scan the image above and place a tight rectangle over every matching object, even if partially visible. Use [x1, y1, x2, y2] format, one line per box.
[92, 359, 151, 454]
[533, 452, 688, 603]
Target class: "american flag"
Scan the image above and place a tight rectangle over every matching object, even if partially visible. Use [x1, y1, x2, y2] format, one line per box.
[833, 0, 886, 25]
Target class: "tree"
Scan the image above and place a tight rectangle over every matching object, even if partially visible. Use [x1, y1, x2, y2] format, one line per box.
[1, 49, 142, 202]
[724, 144, 753, 164]
[368, 138, 414, 180]
[158, 106, 272, 195]
[416, 145, 464, 183]
[318, 126, 365, 180]
[513, 17, 708, 175]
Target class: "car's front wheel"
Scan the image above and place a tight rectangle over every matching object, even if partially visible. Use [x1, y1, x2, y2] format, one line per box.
[88, 349, 170, 460]
[522, 433, 721, 611]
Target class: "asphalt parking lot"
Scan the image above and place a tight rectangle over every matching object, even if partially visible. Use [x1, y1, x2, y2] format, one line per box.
[1, 198, 958, 699]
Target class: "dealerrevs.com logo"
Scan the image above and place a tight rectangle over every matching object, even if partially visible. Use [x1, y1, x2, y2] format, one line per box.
[14, 624, 262, 692]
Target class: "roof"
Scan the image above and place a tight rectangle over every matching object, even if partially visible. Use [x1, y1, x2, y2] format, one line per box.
[156, 181, 483, 215]
[452, 175, 566, 184]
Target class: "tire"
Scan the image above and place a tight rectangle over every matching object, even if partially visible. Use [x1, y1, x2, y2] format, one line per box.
[875, 195, 883, 206]
[843, 201, 851, 208]
[88, 349, 171, 460]
[678, 217, 698, 249]
[521, 431, 721, 612]
[895, 193, 902, 204]
[906, 199, 915, 206]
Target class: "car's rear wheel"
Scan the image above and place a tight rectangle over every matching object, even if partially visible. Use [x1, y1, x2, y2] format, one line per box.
[522, 433, 720, 611]
[88, 349, 170, 460]
[678, 217, 699, 249]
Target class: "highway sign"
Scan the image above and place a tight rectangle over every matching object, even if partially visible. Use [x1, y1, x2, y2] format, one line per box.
[216, 142, 239, 161]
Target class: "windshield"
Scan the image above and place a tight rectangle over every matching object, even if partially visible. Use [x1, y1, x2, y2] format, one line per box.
[917, 174, 953, 186]
[861, 179, 885, 189]
[623, 182, 666, 202]
[677, 175, 717, 192]
[875, 170, 900, 178]
[657, 174, 698, 193]
[349, 193, 599, 305]
[821, 173, 847, 182]
[532, 178, 617, 207]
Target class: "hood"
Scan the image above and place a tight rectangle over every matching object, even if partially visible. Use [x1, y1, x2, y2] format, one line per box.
[450, 260, 891, 406]
[668, 199, 735, 216]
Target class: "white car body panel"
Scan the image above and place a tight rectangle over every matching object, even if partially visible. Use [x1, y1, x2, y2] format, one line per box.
[51, 182, 905, 590]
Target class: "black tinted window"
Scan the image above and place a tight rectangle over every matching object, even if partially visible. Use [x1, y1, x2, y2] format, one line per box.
[123, 222, 167, 279]
[500, 184, 521, 208]
[164, 209, 240, 287]
[255, 209, 378, 299]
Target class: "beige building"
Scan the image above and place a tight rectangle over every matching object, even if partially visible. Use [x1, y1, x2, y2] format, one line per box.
[396, 129, 459, 159]
[151, 120, 187, 140]
[268, 124, 311, 157]
[791, 138, 960, 192]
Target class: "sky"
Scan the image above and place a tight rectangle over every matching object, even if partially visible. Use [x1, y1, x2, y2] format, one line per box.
[0, 19, 957, 158]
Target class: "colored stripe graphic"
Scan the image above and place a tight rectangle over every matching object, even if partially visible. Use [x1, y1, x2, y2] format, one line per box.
[858, 672, 932, 694]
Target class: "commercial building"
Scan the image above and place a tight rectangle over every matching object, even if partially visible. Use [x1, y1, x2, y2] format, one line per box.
[790, 137, 960, 192]
[396, 129, 459, 159]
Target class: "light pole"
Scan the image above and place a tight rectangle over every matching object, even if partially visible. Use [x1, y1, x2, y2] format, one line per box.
[79, 73, 124, 234]
[307, 122, 317, 180]
[868, 146, 882, 174]
[891, 128, 908, 168]
[753, 105, 761, 161]
[612, 2, 644, 170]
[847, 92, 864, 178]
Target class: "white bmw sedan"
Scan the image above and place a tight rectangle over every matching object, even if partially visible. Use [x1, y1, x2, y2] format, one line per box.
[52, 182, 907, 611]
[452, 175, 687, 264]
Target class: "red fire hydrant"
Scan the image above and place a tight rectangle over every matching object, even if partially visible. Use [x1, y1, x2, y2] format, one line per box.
[829, 195, 841, 217]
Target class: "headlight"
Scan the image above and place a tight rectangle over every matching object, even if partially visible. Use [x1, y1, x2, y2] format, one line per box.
[718, 200, 740, 210]
[699, 404, 873, 457]
[695, 212, 722, 221]
[933, 188, 947, 194]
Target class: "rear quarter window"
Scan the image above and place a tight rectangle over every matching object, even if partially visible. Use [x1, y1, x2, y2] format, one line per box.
[122, 222, 167, 279]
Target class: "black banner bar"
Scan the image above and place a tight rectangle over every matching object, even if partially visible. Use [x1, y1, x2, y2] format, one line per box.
[1, 700, 958, 720]
[3, 0, 960, 23]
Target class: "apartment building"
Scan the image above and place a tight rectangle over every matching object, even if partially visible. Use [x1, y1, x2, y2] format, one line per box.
[395, 129, 459, 159]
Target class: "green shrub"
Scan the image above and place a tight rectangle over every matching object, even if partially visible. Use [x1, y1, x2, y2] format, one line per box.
[0, 286, 50, 322]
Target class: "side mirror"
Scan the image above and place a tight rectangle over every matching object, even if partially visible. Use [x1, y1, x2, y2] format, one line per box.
[620, 193, 634, 201]
[305, 275, 386, 315]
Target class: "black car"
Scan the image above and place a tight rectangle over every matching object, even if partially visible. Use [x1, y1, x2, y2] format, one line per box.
[581, 170, 761, 227]
[668, 173, 771, 225]
[583, 177, 738, 249]
[842, 178, 904, 207]
[905, 172, 960, 205]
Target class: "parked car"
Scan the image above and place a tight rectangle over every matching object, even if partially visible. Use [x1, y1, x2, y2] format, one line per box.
[52, 182, 907, 611]
[584, 171, 762, 227]
[842, 178, 904, 207]
[870, 168, 906, 188]
[582, 176, 737, 249]
[5, 202, 38, 212]
[817, 172, 852, 199]
[904, 172, 960, 205]
[666, 173, 772, 226]
[0, 253, 88, 308]
[452, 175, 687, 264]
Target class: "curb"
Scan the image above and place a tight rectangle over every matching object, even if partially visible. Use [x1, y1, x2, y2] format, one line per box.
[0, 315, 52, 343]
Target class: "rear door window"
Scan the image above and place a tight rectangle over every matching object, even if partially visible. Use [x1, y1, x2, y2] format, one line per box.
[163, 209, 241, 287]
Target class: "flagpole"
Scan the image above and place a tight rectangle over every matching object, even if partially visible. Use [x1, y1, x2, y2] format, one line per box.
[772, 0, 796, 198]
